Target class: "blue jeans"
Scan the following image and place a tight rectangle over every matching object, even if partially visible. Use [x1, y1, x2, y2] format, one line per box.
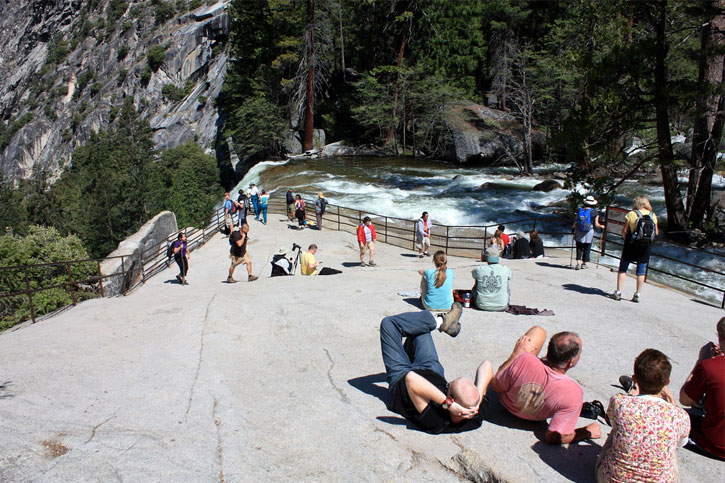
[380, 311, 444, 390]
[260, 205, 268, 223]
[251, 196, 260, 218]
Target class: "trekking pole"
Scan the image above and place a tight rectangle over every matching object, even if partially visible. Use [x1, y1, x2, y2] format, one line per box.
[569, 234, 574, 268]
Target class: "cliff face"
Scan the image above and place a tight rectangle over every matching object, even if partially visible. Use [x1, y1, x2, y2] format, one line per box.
[0, 0, 229, 182]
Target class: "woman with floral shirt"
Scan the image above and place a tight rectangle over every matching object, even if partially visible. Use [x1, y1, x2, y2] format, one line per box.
[596, 349, 689, 482]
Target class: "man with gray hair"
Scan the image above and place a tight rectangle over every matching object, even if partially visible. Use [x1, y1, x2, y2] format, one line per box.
[493, 326, 601, 444]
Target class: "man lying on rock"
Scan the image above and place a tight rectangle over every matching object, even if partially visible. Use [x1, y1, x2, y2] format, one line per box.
[493, 326, 602, 444]
[379, 303, 493, 434]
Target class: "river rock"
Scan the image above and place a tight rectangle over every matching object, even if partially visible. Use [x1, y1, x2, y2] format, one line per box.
[322, 141, 355, 157]
[478, 181, 528, 191]
[532, 179, 562, 192]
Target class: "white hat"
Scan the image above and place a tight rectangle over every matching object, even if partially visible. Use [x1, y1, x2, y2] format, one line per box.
[277, 247, 288, 255]
[584, 195, 597, 206]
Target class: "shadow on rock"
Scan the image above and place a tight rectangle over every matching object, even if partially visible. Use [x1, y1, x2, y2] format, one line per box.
[484, 391, 548, 435]
[376, 415, 420, 431]
[341, 262, 362, 268]
[536, 261, 573, 270]
[348, 373, 388, 407]
[562, 284, 609, 297]
[402, 298, 424, 309]
[400, 253, 419, 258]
[531, 439, 601, 482]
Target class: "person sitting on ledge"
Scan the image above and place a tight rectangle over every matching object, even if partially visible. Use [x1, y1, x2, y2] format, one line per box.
[418, 251, 454, 311]
[678, 316, 725, 461]
[301, 244, 341, 276]
[380, 304, 494, 434]
[512, 231, 531, 259]
[529, 230, 545, 258]
[471, 249, 511, 312]
[493, 326, 601, 444]
[597, 349, 690, 482]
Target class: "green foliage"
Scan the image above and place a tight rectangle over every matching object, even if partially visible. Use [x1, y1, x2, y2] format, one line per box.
[75, 69, 96, 97]
[140, 65, 152, 85]
[117, 45, 129, 61]
[45, 35, 70, 65]
[89, 81, 104, 97]
[0, 226, 97, 330]
[0, 114, 34, 151]
[107, 0, 129, 24]
[152, 0, 176, 25]
[227, 93, 285, 160]
[147, 44, 167, 72]
[162, 79, 196, 102]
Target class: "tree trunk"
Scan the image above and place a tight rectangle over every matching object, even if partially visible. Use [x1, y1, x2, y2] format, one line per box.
[385, 27, 407, 147]
[687, 0, 725, 227]
[653, 0, 687, 233]
[303, 0, 315, 152]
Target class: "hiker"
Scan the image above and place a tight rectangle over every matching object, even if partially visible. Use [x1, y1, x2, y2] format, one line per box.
[512, 231, 531, 259]
[529, 230, 545, 258]
[492, 326, 601, 444]
[471, 248, 511, 312]
[379, 305, 494, 434]
[236, 190, 249, 226]
[357, 216, 377, 267]
[258, 189, 269, 225]
[418, 251, 454, 311]
[415, 212, 431, 257]
[227, 224, 258, 283]
[499, 225, 513, 258]
[286, 188, 295, 220]
[314, 192, 328, 230]
[678, 317, 725, 460]
[249, 183, 260, 219]
[223, 192, 233, 235]
[271, 247, 293, 277]
[573, 195, 605, 270]
[596, 349, 689, 482]
[172, 232, 189, 285]
[482, 229, 505, 261]
[610, 196, 658, 302]
[301, 244, 341, 276]
[294, 194, 306, 228]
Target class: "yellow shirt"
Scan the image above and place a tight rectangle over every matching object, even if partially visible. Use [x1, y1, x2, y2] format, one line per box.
[625, 209, 658, 232]
[301, 251, 318, 276]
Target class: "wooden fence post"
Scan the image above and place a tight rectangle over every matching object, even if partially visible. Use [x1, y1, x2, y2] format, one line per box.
[24, 266, 36, 323]
[66, 262, 77, 306]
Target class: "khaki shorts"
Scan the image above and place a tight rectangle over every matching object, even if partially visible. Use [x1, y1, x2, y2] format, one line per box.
[360, 241, 374, 255]
[230, 253, 251, 267]
[224, 213, 232, 227]
[287, 202, 295, 215]
[416, 237, 430, 250]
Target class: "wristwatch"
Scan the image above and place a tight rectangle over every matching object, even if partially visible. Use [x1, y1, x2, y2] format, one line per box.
[441, 396, 454, 410]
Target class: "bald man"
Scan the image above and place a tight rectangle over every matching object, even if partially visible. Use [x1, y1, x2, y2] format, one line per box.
[380, 304, 493, 434]
[493, 326, 601, 444]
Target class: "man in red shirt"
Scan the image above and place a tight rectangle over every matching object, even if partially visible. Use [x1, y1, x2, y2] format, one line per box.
[493, 326, 601, 444]
[679, 317, 725, 460]
[357, 216, 377, 267]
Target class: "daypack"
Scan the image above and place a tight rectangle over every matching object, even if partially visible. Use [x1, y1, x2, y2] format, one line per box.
[320, 198, 328, 214]
[576, 208, 593, 232]
[630, 210, 656, 244]
[166, 241, 176, 260]
[231, 202, 238, 214]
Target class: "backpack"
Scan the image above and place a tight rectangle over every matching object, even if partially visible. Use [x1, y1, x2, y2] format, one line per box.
[231, 202, 237, 214]
[576, 208, 593, 232]
[630, 210, 656, 244]
[166, 241, 176, 260]
[320, 198, 328, 214]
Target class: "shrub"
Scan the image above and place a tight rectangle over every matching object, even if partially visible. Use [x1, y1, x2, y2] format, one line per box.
[147, 44, 167, 72]
[90, 81, 104, 96]
[117, 45, 129, 61]
[140, 65, 152, 85]
[153, 0, 176, 25]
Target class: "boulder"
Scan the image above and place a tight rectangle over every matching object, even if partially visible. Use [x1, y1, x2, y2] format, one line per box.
[100, 211, 178, 296]
[532, 179, 562, 192]
[322, 141, 355, 157]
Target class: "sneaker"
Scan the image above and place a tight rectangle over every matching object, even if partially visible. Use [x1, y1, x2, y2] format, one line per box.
[176, 274, 182, 283]
[248, 275, 258, 282]
[632, 293, 640, 303]
[182, 281, 189, 286]
[418, 254, 424, 258]
[424, 252, 431, 257]
[581, 264, 588, 269]
[609, 292, 621, 301]
[619, 375, 634, 393]
[360, 262, 368, 267]
[368, 261, 377, 266]
[227, 276, 237, 284]
[574, 265, 580, 271]
[439, 302, 462, 337]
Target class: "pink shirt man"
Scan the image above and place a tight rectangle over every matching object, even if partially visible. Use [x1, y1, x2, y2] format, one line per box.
[496, 352, 584, 435]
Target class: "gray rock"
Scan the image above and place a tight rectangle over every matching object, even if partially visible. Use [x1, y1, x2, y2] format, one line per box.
[532, 179, 562, 192]
[321, 141, 355, 157]
[100, 211, 178, 296]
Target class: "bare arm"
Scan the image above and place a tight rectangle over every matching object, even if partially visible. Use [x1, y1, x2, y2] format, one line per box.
[545, 423, 601, 444]
[679, 373, 698, 406]
[405, 372, 478, 419]
[474, 360, 494, 404]
[492, 336, 534, 392]
[418, 269, 426, 276]
[594, 215, 605, 230]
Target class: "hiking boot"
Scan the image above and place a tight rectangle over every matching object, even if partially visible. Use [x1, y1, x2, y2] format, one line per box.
[418, 254, 424, 258]
[609, 292, 621, 301]
[574, 265, 580, 270]
[182, 280, 189, 286]
[439, 302, 462, 337]
[176, 274, 182, 283]
[360, 262, 368, 267]
[368, 261, 377, 266]
[619, 375, 634, 393]
[248, 275, 258, 282]
[632, 293, 640, 303]
[424, 252, 431, 257]
[227, 276, 237, 284]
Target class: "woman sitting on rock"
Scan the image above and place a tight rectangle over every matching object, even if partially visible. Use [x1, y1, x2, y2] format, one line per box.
[529, 230, 545, 258]
[482, 229, 505, 261]
[418, 251, 454, 311]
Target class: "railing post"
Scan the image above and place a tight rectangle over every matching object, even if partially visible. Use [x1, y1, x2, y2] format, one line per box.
[65, 262, 77, 306]
[97, 260, 105, 297]
[445, 226, 449, 254]
[337, 205, 340, 231]
[121, 255, 127, 296]
[385, 217, 388, 244]
[23, 266, 36, 323]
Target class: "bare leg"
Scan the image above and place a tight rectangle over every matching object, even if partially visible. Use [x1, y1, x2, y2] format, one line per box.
[616, 272, 627, 292]
[246, 262, 253, 276]
[369, 241, 375, 262]
[635, 274, 645, 293]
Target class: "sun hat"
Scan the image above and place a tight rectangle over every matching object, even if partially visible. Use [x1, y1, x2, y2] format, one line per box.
[584, 195, 597, 206]
[517, 231, 527, 238]
[277, 247, 288, 255]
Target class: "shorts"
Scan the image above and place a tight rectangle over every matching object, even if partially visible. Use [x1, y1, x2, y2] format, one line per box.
[618, 258, 647, 276]
[230, 253, 251, 267]
[416, 237, 430, 250]
[360, 241, 374, 254]
[224, 213, 232, 227]
[287, 202, 294, 214]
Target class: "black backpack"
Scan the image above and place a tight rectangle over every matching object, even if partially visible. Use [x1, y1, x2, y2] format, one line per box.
[630, 210, 656, 245]
[320, 198, 328, 214]
[166, 241, 176, 260]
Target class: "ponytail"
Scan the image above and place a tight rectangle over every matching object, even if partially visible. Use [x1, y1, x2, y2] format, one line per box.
[433, 251, 447, 288]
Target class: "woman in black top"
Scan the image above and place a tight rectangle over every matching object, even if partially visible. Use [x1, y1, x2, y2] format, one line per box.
[529, 230, 545, 258]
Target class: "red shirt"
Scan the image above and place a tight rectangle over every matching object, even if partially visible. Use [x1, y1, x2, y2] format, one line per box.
[682, 355, 725, 459]
[357, 223, 376, 243]
[501, 233, 510, 246]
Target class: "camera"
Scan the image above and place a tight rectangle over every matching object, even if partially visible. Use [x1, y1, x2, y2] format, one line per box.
[292, 243, 301, 251]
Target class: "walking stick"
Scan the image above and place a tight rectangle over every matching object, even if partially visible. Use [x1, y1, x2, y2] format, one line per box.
[569, 233, 574, 268]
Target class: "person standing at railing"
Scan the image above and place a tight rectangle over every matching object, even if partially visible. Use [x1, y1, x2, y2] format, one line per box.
[357, 216, 377, 267]
[314, 192, 328, 230]
[609, 196, 658, 303]
[249, 183, 261, 220]
[223, 192, 233, 235]
[294, 195, 307, 228]
[236, 190, 249, 227]
[416, 212, 431, 258]
[286, 188, 296, 220]
[173, 232, 189, 285]
[573, 195, 605, 270]
[258, 190, 269, 225]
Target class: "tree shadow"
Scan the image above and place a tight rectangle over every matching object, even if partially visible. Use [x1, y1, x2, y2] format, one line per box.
[347, 373, 388, 406]
[536, 261, 573, 270]
[531, 439, 601, 482]
[561, 284, 609, 297]
[402, 298, 424, 309]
